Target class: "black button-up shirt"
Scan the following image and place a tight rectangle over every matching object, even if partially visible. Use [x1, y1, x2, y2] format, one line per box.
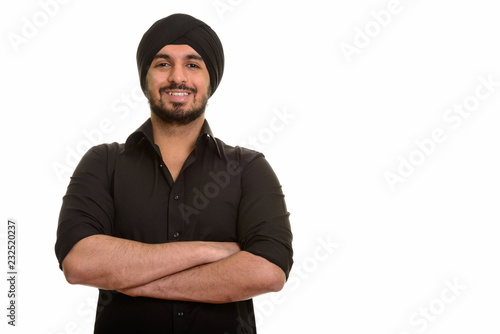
[55, 119, 293, 333]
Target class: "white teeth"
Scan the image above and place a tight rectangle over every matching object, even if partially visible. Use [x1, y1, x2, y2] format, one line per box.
[168, 92, 189, 96]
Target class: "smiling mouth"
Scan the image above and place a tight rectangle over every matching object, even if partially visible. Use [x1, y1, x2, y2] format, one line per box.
[168, 92, 190, 96]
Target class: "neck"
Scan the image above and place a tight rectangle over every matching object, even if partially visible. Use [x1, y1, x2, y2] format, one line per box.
[151, 114, 205, 156]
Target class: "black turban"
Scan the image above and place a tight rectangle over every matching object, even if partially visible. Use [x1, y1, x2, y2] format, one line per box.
[136, 13, 224, 97]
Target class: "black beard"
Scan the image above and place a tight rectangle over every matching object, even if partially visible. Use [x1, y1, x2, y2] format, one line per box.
[147, 84, 209, 126]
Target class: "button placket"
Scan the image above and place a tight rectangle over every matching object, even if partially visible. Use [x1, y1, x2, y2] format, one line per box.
[168, 174, 185, 242]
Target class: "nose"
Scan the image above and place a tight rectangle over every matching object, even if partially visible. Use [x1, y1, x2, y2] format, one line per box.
[168, 64, 187, 84]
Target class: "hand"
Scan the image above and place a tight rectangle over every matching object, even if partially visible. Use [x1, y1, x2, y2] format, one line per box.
[118, 242, 241, 299]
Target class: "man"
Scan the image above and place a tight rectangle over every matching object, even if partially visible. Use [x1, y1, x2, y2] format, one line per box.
[55, 13, 293, 333]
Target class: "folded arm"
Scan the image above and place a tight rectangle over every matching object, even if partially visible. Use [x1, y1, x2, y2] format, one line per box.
[62, 234, 240, 291]
[118, 250, 286, 304]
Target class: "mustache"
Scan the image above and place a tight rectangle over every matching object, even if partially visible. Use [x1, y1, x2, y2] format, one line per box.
[159, 83, 197, 94]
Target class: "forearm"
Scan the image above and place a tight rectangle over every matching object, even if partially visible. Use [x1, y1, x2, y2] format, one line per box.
[119, 251, 286, 304]
[62, 235, 239, 290]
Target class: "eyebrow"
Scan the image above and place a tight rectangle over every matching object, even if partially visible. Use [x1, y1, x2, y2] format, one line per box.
[154, 53, 204, 62]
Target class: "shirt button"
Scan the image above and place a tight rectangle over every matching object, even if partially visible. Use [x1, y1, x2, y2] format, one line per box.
[174, 195, 179, 200]
[159, 164, 163, 168]
[173, 232, 180, 239]
[177, 311, 184, 317]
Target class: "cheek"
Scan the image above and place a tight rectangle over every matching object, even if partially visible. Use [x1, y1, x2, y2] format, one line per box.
[195, 74, 211, 95]
[145, 73, 164, 98]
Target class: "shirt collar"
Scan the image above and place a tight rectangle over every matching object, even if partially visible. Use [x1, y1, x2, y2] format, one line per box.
[125, 118, 222, 159]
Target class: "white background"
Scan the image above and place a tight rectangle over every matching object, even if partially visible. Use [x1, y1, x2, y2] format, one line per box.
[1, 0, 500, 333]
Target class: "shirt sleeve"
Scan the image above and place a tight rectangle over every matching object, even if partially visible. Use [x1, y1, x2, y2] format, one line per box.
[55, 144, 116, 270]
[237, 153, 294, 279]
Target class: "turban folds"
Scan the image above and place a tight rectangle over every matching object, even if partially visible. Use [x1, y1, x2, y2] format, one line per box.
[136, 13, 224, 97]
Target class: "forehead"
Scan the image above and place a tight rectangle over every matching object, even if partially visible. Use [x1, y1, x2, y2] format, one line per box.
[155, 44, 203, 60]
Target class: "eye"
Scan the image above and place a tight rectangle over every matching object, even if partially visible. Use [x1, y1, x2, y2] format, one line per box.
[187, 63, 200, 69]
[155, 62, 170, 68]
